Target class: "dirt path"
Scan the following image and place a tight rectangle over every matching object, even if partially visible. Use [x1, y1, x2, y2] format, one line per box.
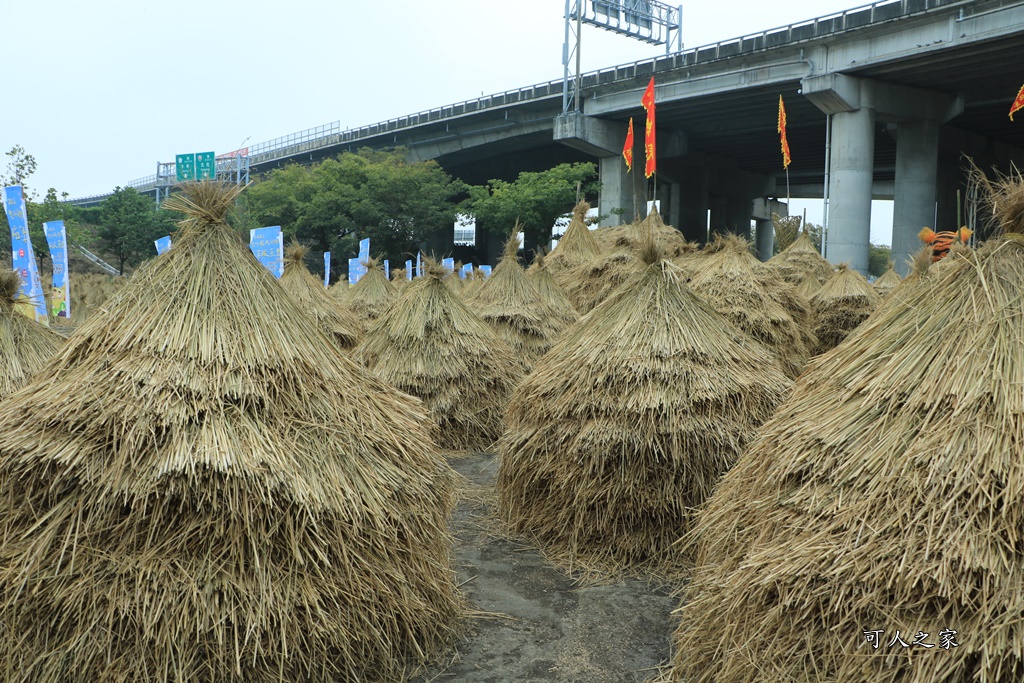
[413, 452, 677, 683]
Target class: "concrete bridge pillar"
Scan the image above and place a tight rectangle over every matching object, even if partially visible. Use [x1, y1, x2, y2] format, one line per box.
[726, 195, 752, 238]
[754, 218, 773, 260]
[802, 73, 963, 275]
[598, 155, 635, 227]
[892, 119, 940, 275]
[827, 107, 876, 273]
[751, 197, 787, 262]
[679, 165, 710, 243]
[709, 194, 729, 237]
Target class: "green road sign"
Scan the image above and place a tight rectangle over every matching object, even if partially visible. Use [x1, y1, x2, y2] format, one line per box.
[196, 151, 216, 180]
[175, 153, 196, 181]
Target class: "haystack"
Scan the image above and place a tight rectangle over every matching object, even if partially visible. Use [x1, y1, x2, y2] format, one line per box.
[280, 242, 363, 351]
[527, 251, 578, 319]
[687, 235, 815, 378]
[768, 230, 834, 287]
[357, 260, 525, 452]
[496, 243, 793, 578]
[545, 200, 601, 275]
[70, 272, 128, 323]
[0, 182, 461, 682]
[793, 273, 821, 300]
[872, 261, 902, 295]
[663, 177, 1024, 683]
[468, 235, 577, 365]
[444, 270, 463, 296]
[338, 257, 398, 330]
[809, 263, 881, 354]
[561, 247, 645, 315]
[390, 267, 408, 288]
[771, 212, 802, 252]
[0, 271, 65, 396]
[593, 208, 689, 257]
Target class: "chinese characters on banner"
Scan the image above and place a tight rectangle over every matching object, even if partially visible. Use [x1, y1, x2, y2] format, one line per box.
[43, 220, 71, 320]
[249, 226, 283, 278]
[3, 186, 49, 326]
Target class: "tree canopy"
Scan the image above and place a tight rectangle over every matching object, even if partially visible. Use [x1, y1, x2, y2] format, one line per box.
[241, 147, 465, 270]
[464, 162, 599, 255]
[97, 187, 175, 274]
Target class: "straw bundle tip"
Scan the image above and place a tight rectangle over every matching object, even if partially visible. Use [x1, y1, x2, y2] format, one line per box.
[503, 230, 523, 261]
[285, 241, 309, 263]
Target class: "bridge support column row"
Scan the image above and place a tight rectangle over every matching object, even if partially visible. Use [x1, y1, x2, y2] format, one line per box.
[803, 73, 962, 275]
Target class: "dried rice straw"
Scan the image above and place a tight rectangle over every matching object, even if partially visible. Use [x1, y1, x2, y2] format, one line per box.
[0, 181, 462, 682]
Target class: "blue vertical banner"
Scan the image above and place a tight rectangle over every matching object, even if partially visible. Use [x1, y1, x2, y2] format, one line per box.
[26, 250, 47, 326]
[383, 259, 390, 280]
[479, 265, 492, 278]
[416, 251, 422, 278]
[442, 257, 455, 273]
[348, 258, 366, 285]
[358, 237, 370, 263]
[43, 220, 71, 320]
[3, 186, 48, 325]
[277, 231, 284, 278]
[405, 259, 413, 281]
[460, 262, 472, 279]
[249, 226, 283, 278]
[323, 251, 331, 287]
[154, 235, 172, 255]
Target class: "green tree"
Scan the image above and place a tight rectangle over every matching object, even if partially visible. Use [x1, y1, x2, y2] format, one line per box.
[0, 145, 39, 200]
[98, 187, 164, 274]
[868, 243, 892, 278]
[465, 162, 599, 255]
[242, 148, 465, 269]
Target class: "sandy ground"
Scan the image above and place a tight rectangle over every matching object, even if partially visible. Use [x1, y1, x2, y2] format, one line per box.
[412, 452, 677, 683]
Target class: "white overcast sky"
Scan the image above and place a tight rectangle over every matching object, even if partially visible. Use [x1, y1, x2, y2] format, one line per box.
[3, 0, 892, 243]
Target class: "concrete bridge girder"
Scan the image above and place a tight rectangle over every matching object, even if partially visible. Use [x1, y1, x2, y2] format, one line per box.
[404, 114, 558, 164]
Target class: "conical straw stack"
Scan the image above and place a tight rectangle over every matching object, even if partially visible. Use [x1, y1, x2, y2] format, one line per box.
[665, 179, 1024, 682]
[357, 260, 526, 453]
[0, 182, 462, 682]
[809, 263, 881, 354]
[280, 241, 363, 351]
[688, 235, 815, 378]
[0, 270, 65, 396]
[497, 241, 792, 578]
[468, 232, 576, 366]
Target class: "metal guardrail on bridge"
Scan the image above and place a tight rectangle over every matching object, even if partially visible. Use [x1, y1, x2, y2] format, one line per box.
[69, 0, 974, 204]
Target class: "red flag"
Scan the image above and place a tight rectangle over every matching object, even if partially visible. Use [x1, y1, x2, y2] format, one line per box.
[1010, 83, 1024, 121]
[641, 77, 656, 178]
[778, 95, 792, 169]
[623, 117, 634, 171]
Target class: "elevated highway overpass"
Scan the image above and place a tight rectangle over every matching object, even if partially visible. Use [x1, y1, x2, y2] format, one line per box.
[70, 0, 1024, 273]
